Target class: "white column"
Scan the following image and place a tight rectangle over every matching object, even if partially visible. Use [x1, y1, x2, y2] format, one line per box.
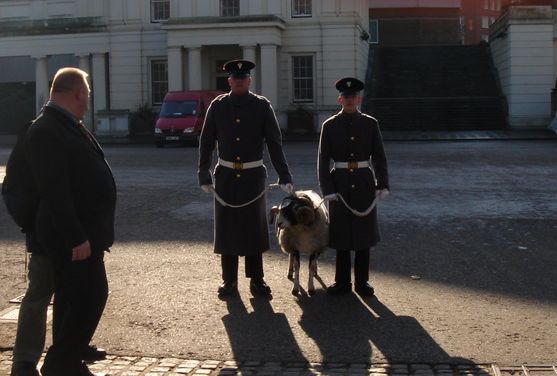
[77, 54, 93, 129]
[242, 44, 257, 92]
[34, 55, 49, 115]
[91, 53, 107, 111]
[260, 44, 278, 106]
[187, 46, 202, 90]
[78, 54, 90, 73]
[167, 46, 184, 91]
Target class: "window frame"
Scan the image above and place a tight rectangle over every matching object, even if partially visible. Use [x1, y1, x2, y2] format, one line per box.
[369, 19, 379, 44]
[291, 55, 314, 103]
[150, 0, 170, 23]
[220, 0, 240, 17]
[292, 0, 312, 18]
[150, 58, 168, 107]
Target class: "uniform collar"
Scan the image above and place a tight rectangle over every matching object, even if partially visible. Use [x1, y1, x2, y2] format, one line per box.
[229, 91, 253, 106]
[338, 109, 360, 120]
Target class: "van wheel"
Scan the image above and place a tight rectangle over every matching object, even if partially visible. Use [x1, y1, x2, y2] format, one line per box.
[155, 142, 164, 148]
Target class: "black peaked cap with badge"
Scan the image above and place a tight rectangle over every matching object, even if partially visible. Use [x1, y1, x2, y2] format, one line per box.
[335, 77, 365, 96]
[223, 59, 255, 78]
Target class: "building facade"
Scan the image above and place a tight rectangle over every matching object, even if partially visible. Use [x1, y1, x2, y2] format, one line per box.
[490, 3, 557, 128]
[461, 0, 506, 44]
[0, 0, 370, 134]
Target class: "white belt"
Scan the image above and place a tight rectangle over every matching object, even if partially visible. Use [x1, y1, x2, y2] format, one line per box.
[218, 158, 264, 170]
[334, 160, 370, 169]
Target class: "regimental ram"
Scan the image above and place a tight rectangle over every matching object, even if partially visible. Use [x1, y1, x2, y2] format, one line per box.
[270, 190, 329, 295]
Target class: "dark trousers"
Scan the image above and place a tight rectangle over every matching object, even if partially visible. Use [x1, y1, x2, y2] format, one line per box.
[221, 254, 264, 282]
[41, 252, 108, 375]
[335, 248, 370, 285]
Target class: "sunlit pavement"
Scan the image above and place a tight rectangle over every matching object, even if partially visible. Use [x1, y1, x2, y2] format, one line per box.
[1, 140, 556, 372]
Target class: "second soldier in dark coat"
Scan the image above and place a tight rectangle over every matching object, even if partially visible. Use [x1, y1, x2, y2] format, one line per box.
[318, 77, 389, 296]
[198, 59, 293, 298]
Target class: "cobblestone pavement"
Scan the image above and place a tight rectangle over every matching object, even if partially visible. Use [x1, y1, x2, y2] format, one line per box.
[1, 352, 556, 376]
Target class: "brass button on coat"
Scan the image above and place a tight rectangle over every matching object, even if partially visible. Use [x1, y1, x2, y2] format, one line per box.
[350, 136, 355, 141]
[235, 118, 241, 123]
[236, 174, 241, 178]
[236, 156, 241, 161]
[236, 137, 240, 141]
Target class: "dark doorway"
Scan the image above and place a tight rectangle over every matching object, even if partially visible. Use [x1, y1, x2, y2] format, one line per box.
[0, 82, 36, 134]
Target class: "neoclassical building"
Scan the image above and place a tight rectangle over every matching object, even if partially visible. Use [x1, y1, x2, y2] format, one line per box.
[0, 0, 370, 134]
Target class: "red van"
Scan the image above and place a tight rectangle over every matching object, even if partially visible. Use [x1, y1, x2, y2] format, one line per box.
[154, 90, 223, 147]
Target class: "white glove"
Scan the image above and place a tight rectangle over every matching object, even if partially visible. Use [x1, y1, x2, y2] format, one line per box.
[323, 193, 338, 201]
[280, 183, 294, 194]
[201, 184, 214, 193]
[375, 189, 389, 200]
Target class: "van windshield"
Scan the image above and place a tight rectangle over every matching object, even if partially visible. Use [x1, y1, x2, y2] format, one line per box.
[160, 100, 198, 118]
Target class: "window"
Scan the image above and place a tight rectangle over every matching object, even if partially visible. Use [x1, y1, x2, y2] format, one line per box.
[151, 0, 169, 22]
[496, 0, 501, 10]
[482, 16, 489, 29]
[369, 20, 379, 44]
[292, 0, 312, 18]
[292, 56, 313, 102]
[151, 60, 168, 106]
[220, 0, 239, 16]
[484, 0, 489, 9]
[467, 19, 474, 32]
[490, 0, 495, 10]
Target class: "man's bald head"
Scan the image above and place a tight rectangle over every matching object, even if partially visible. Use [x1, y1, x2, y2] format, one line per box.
[49, 67, 90, 120]
[50, 67, 89, 96]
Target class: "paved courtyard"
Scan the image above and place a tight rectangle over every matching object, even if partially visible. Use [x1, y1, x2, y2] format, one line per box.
[1, 140, 556, 374]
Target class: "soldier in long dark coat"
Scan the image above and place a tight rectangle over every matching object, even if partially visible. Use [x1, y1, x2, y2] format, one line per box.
[198, 59, 293, 298]
[318, 77, 389, 296]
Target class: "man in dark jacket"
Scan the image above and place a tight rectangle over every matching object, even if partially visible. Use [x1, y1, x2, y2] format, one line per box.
[23, 67, 116, 375]
[198, 59, 293, 298]
[318, 77, 389, 297]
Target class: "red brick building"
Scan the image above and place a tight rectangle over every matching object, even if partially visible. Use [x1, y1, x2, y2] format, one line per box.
[460, 0, 505, 44]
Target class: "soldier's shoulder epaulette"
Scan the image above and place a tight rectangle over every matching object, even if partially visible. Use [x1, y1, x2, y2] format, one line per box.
[330, 112, 344, 122]
[322, 114, 339, 128]
[361, 112, 378, 122]
[251, 92, 270, 103]
[213, 93, 229, 102]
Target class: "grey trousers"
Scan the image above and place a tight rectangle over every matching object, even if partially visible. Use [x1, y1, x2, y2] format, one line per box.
[12, 253, 54, 365]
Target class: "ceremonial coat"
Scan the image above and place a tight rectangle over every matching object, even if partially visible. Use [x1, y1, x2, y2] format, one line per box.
[318, 110, 389, 250]
[198, 91, 292, 255]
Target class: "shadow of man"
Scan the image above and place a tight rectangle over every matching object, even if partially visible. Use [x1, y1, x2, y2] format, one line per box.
[222, 296, 307, 363]
[296, 293, 478, 366]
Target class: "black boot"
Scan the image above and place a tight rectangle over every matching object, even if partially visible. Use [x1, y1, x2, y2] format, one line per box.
[355, 282, 375, 296]
[82, 344, 107, 361]
[250, 278, 272, 296]
[326, 282, 352, 295]
[218, 281, 238, 297]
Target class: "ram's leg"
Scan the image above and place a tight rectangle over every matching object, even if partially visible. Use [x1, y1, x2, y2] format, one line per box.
[308, 254, 317, 295]
[287, 253, 294, 280]
[292, 251, 301, 295]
